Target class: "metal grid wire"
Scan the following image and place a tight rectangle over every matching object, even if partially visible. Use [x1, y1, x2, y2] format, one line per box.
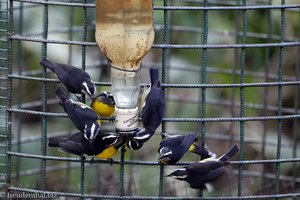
[0, 0, 300, 199]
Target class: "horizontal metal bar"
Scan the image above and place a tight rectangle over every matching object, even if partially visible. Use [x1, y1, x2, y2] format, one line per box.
[11, 129, 300, 151]
[152, 42, 300, 49]
[9, 35, 300, 49]
[7, 151, 300, 165]
[7, 107, 300, 122]
[155, 4, 300, 11]
[10, 0, 300, 11]
[6, 163, 300, 183]
[7, 108, 68, 117]
[8, 74, 300, 88]
[164, 81, 300, 88]
[11, 24, 300, 43]
[8, 74, 111, 86]
[164, 114, 300, 122]
[7, 186, 300, 199]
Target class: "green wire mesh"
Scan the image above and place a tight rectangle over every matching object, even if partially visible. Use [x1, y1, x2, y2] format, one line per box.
[1, 0, 300, 199]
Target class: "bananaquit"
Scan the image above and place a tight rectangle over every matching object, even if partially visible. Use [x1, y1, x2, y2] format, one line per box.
[55, 86, 100, 142]
[40, 57, 96, 97]
[127, 68, 164, 150]
[166, 144, 239, 189]
[158, 132, 216, 165]
[91, 91, 115, 117]
[48, 131, 126, 160]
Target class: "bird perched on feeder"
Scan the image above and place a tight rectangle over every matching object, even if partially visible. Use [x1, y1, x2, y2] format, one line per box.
[127, 68, 164, 150]
[55, 86, 100, 142]
[90, 91, 115, 118]
[158, 132, 216, 165]
[40, 57, 96, 98]
[48, 131, 126, 160]
[166, 144, 239, 189]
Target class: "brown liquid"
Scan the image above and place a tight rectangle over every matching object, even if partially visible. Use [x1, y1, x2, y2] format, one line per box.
[96, 0, 154, 71]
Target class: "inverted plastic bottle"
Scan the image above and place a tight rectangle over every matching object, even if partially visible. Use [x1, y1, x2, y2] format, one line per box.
[95, 0, 154, 132]
[95, 0, 154, 71]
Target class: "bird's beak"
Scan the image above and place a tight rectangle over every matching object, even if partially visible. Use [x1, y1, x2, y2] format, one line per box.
[90, 94, 95, 99]
[158, 153, 164, 160]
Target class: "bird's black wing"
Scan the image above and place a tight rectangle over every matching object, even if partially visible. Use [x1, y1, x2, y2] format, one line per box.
[186, 161, 225, 176]
[188, 166, 225, 189]
[141, 82, 164, 129]
[72, 103, 99, 122]
[158, 135, 184, 150]
[64, 67, 91, 93]
[40, 58, 70, 84]
[59, 141, 89, 156]
[48, 132, 83, 147]
[180, 132, 197, 149]
[218, 144, 239, 162]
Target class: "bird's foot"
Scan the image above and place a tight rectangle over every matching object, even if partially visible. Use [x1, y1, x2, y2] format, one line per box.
[89, 157, 95, 165]
[107, 158, 114, 165]
[80, 155, 86, 161]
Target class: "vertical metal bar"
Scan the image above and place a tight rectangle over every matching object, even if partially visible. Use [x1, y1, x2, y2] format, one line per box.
[80, 159, 85, 200]
[200, 0, 208, 153]
[292, 9, 300, 197]
[159, 0, 169, 198]
[1, 0, 9, 198]
[261, 0, 273, 192]
[15, 1, 24, 185]
[41, 0, 49, 192]
[119, 146, 125, 198]
[6, 0, 13, 197]
[275, 0, 286, 196]
[66, 6, 74, 192]
[228, 0, 241, 141]
[80, 0, 88, 198]
[198, 0, 208, 197]
[238, 0, 247, 196]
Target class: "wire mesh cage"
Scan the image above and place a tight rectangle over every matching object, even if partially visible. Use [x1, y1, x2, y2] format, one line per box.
[1, 0, 300, 199]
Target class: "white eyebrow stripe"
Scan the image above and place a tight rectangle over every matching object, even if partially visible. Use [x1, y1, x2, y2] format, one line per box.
[82, 82, 92, 96]
[134, 134, 150, 140]
[163, 151, 172, 156]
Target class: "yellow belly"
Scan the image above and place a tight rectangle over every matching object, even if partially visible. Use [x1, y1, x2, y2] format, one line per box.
[92, 101, 115, 117]
[96, 146, 118, 159]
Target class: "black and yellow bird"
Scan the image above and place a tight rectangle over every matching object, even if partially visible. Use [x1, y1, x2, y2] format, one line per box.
[48, 131, 126, 160]
[166, 144, 239, 189]
[55, 86, 100, 141]
[158, 132, 216, 165]
[91, 91, 115, 118]
[40, 57, 96, 97]
[127, 68, 164, 150]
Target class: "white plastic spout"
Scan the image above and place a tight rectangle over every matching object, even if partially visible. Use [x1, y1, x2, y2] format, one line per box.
[114, 107, 139, 132]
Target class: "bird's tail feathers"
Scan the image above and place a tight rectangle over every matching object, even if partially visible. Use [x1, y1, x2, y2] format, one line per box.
[218, 144, 239, 162]
[40, 57, 57, 72]
[150, 68, 159, 86]
[55, 86, 69, 103]
[190, 144, 216, 159]
[48, 137, 64, 147]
